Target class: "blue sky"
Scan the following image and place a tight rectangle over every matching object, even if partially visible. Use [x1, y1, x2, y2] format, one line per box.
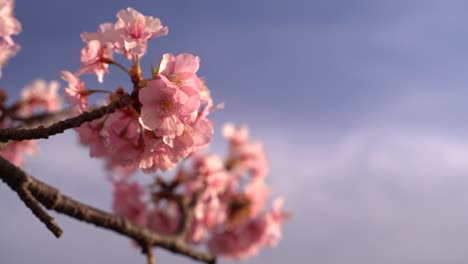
[3, 0, 468, 263]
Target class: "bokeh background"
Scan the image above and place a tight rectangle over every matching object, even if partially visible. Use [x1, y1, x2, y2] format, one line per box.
[2, 0, 468, 263]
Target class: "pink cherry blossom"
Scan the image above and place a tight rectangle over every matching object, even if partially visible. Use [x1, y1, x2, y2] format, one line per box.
[102, 109, 143, 166]
[182, 154, 230, 243]
[157, 53, 203, 102]
[207, 198, 289, 259]
[234, 141, 269, 178]
[75, 121, 108, 158]
[80, 6, 169, 60]
[147, 200, 181, 235]
[139, 53, 204, 146]
[76, 108, 144, 170]
[0, 0, 21, 45]
[264, 197, 290, 247]
[223, 122, 249, 145]
[208, 216, 270, 259]
[77, 40, 113, 83]
[60, 71, 89, 113]
[185, 154, 230, 199]
[139, 137, 178, 172]
[138, 77, 186, 140]
[112, 180, 148, 227]
[223, 123, 269, 178]
[115, 7, 168, 56]
[244, 178, 270, 217]
[169, 116, 214, 159]
[0, 140, 37, 167]
[19, 79, 62, 117]
[81, 23, 121, 45]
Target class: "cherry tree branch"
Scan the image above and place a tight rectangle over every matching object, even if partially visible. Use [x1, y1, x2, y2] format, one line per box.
[0, 156, 216, 264]
[13, 108, 74, 128]
[0, 94, 133, 142]
[175, 186, 205, 239]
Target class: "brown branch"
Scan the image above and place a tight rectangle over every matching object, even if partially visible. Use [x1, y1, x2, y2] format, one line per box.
[0, 108, 75, 152]
[0, 156, 216, 264]
[0, 95, 133, 142]
[0, 156, 62, 237]
[175, 185, 205, 239]
[14, 108, 74, 128]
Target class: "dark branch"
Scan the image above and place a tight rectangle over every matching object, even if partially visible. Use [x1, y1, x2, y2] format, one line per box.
[0, 156, 216, 264]
[0, 156, 62, 237]
[14, 108, 74, 128]
[175, 185, 205, 239]
[16, 184, 63, 237]
[0, 95, 133, 142]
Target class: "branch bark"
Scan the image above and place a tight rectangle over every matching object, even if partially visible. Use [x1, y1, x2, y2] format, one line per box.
[0, 95, 132, 142]
[0, 156, 216, 264]
[14, 108, 74, 128]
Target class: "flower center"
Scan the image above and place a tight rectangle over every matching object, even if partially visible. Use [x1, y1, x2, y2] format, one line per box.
[129, 17, 145, 39]
[158, 98, 173, 114]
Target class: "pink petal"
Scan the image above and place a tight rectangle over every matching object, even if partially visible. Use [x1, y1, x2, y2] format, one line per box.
[139, 105, 163, 131]
[174, 53, 200, 73]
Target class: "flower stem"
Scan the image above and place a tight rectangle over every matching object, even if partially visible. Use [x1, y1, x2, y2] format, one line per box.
[101, 58, 129, 75]
[146, 245, 155, 264]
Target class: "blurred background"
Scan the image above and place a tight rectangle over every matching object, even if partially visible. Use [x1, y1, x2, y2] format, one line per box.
[2, 0, 468, 263]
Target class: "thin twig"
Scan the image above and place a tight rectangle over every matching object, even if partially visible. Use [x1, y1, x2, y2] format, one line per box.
[16, 184, 63, 238]
[0, 95, 132, 142]
[0, 156, 62, 238]
[0, 108, 75, 152]
[0, 156, 216, 264]
[101, 58, 130, 75]
[145, 245, 155, 264]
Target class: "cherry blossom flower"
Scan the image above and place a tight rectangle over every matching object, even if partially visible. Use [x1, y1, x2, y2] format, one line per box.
[112, 180, 148, 227]
[223, 123, 269, 178]
[147, 200, 181, 235]
[0, 0, 21, 45]
[264, 197, 290, 247]
[60, 71, 89, 113]
[207, 198, 289, 259]
[115, 7, 168, 56]
[222, 122, 249, 145]
[101, 109, 144, 172]
[0, 140, 37, 167]
[182, 154, 230, 243]
[207, 216, 270, 259]
[0, 0, 20, 78]
[19, 79, 62, 117]
[75, 119, 108, 158]
[139, 137, 178, 172]
[139, 53, 204, 146]
[244, 178, 270, 217]
[81, 23, 121, 47]
[77, 40, 113, 83]
[81, 8, 168, 59]
[158, 53, 202, 90]
[139, 77, 187, 140]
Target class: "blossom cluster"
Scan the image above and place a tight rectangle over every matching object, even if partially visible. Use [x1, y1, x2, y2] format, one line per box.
[60, 8, 218, 175]
[79, 7, 168, 83]
[0, 0, 21, 78]
[0, 79, 62, 166]
[113, 124, 289, 259]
